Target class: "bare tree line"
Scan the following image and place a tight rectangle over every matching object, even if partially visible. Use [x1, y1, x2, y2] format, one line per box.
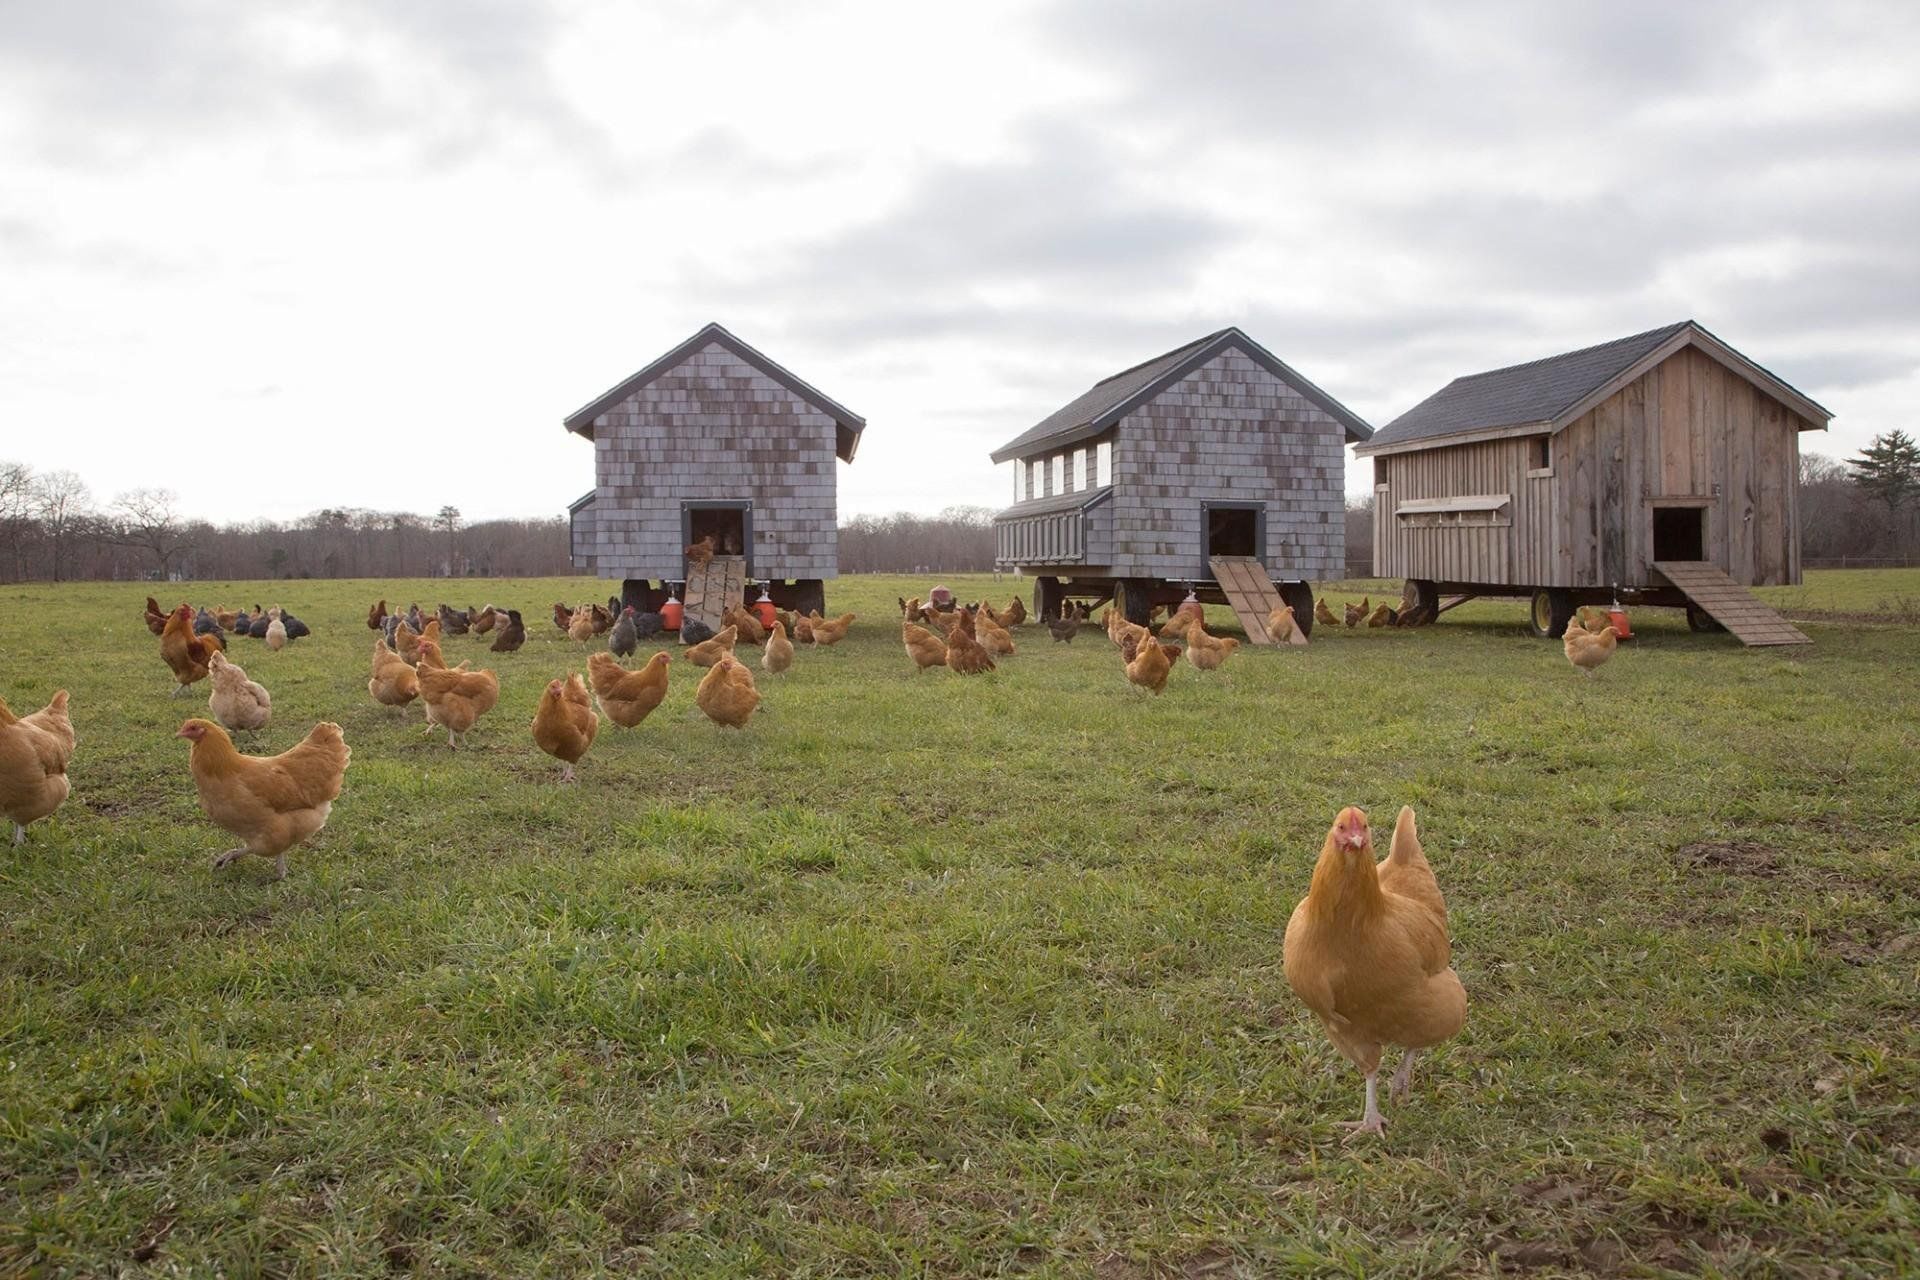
[0, 465, 571, 582]
[0, 463, 999, 582]
[2, 449, 1907, 584]
[838, 507, 997, 574]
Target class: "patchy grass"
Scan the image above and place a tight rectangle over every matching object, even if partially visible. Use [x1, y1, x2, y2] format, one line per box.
[1757, 569, 1920, 624]
[0, 572, 1916, 1277]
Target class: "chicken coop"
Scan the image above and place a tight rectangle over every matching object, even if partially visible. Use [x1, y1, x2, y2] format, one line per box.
[564, 321, 865, 619]
[989, 326, 1373, 640]
[1353, 320, 1828, 644]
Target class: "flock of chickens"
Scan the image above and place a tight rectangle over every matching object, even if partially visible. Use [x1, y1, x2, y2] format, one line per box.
[3, 618, 1471, 1132]
[1317, 594, 1439, 630]
[1, 578, 1651, 1135]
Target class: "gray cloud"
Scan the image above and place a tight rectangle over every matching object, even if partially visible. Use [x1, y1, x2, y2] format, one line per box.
[0, 0, 597, 169]
[689, 121, 1236, 305]
[1010, 0, 1920, 428]
[1040, 1, 1772, 146]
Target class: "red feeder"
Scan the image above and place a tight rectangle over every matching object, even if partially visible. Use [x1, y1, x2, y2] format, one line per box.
[661, 592, 684, 632]
[751, 588, 776, 629]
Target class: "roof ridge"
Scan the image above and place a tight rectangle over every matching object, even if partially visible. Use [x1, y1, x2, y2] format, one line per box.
[563, 321, 866, 441]
[1090, 328, 1233, 388]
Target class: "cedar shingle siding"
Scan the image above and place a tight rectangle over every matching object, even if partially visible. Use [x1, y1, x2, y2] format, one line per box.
[566, 326, 859, 582]
[992, 332, 1367, 581]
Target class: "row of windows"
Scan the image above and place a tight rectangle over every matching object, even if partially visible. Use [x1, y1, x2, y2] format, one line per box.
[1014, 440, 1113, 502]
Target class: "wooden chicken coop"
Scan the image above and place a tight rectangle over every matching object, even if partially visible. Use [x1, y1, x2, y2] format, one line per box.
[988, 327, 1373, 639]
[1354, 320, 1829, 644]
[564, 322, 865, 620]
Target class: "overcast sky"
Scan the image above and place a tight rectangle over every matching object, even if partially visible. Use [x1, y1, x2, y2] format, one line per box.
[3, 0, 1915, 524]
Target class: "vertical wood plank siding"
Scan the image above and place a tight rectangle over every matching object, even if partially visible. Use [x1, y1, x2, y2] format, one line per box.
[585, 343, 839, 582]
[1373, 346, 1804, 588]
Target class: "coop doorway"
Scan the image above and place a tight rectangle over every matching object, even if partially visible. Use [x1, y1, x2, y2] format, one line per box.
[1652, 505, 1705, 562]
[682, 501, 753, 572]
[1202, 502, 1264, 574]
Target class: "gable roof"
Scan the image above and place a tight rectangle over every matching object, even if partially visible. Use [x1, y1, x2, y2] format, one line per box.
[1356, 320, 1832, 456]
[988, 327, 1372, 464]
[563, 321, 866, 463]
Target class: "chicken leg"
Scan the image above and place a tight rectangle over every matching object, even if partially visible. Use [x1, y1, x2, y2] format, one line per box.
[212, 848, 250, 869]
[1339, 1072, 1386, 1139]
[558, 763, 576, 783]
[12, 822, 26, 846]
[1390, 1048, 1416, 1102]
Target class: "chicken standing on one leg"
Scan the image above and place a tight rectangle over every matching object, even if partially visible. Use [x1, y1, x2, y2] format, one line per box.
[531, 673, 598, 782]
[1282, 806, 1465, 1137]
[1563, 615, 1619, 678]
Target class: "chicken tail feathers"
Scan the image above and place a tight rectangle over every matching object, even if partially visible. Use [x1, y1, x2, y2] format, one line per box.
[289, 722, 351, 785]
[1379, 805, 1448, 930]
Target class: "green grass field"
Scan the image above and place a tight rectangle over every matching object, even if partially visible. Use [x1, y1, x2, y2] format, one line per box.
[2, 572, 1916, 1277]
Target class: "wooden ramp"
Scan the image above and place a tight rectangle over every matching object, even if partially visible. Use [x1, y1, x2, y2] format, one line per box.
[1652, 561, 1811, 647]
[683, 556, 746, 635]
[1209, 556, 1308, 646]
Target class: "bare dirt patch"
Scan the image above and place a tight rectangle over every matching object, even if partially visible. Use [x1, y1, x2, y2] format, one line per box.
[1676, 841, 1781, 877]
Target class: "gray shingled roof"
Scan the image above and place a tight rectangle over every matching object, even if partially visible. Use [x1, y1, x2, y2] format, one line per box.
[988, 327, 1371, 463]
[991, 485, 1114, 521]
[1364, 322, 1693, 450]
[564, 321, 866, 462]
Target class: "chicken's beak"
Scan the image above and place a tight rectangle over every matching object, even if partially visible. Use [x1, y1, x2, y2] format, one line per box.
[174, 725, 194, 740]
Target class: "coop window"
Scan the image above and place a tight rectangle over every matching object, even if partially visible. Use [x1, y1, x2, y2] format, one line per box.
[1073, 448, 1087, 492]
[1096, 440, 1112, 487]
[1014, 461, 1025, 503]
[1031, 458, 1045, 497]
[1529, 435, 1552, 473]
[1052, 454, 1066, 495]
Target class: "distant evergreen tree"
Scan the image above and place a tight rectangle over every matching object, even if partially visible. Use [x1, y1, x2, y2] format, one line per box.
[1849, 430, 1919, 514]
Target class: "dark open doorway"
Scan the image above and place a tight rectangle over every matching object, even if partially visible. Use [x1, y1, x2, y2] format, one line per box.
[1202, 502, 1263, 573]
[1652, 506, 1705, 562]
[683, 502, 751, 569]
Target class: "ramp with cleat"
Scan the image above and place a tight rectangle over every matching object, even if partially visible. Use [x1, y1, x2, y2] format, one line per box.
[1208, 556, 1308, 646]
[1652, 560, 1811, 647]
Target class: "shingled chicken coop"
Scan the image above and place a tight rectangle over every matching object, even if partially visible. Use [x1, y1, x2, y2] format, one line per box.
[1354, 320, 1828, 645]
[989, 327, 1372, 640]
[564, 322, 864, 622]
